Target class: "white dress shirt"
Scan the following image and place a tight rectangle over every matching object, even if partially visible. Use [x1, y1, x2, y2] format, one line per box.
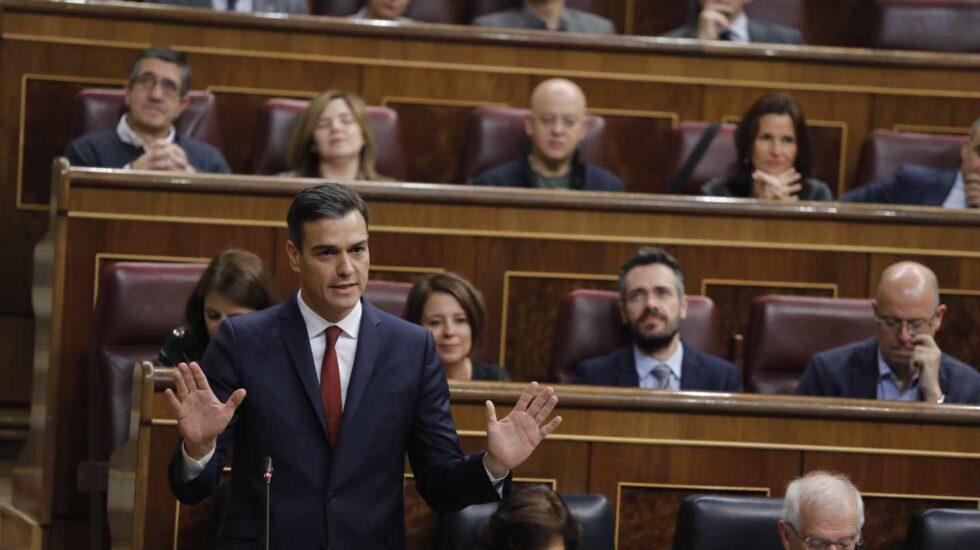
[211, 0, 254, 13]
[942, 170, 967, 209]
[724, 13, 750, 43]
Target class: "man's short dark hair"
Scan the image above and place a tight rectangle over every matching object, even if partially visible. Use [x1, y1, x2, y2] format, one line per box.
[618, 247, 685, 300]
[287, 183, 370, 249]
[129, 45, 192, 96]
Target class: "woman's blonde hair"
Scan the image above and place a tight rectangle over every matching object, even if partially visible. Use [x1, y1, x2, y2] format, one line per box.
[286, 89, 383, 180]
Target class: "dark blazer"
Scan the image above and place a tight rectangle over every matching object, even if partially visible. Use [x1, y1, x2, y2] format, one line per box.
[150, 0, 307, 14]
[663, 18, 804, 45]
[702, 176, 833, 201]
[572, 344, 743, 392]
[65, 129, 230, 174]
[796, 338, 980, 404]
[841, 165, 957, 206]
[472, 152, 625, 192]
[169, 295, 504, 548]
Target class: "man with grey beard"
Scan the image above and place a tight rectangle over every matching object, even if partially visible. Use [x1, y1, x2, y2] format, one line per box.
[572, 247, 742, 392]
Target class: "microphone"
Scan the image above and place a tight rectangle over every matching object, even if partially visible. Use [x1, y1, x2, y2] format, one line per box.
[263, 457, 273, 550]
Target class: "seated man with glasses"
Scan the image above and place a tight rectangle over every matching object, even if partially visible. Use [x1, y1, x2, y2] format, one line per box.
[66, 46, 230, 174]
[778, 471, 864, 550]
[796, 261, 979, 404]
[472, 78, 624, 192]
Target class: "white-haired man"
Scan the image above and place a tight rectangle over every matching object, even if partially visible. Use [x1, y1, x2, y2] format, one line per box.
[778, 471, 864, 550]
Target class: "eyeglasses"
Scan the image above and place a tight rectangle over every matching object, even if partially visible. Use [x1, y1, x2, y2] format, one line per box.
[874, 308, 937, 335]
[787, 523, 862, 550]
[131, 72, 181, 99]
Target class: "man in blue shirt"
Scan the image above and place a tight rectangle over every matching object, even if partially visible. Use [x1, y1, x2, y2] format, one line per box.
[797, 261, 979, 404]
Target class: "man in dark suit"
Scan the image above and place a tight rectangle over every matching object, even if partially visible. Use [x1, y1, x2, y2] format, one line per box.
[166, 183, 562, 548]
[797, 261, 980, 404]
[663, 0, 804, 45]
[842, 119, 980, 208]
[150, 0, 307, 15]
[573, 248, 742, 392]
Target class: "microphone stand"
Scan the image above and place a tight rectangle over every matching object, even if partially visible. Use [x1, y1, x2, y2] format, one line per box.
[263, 457, 274, 550]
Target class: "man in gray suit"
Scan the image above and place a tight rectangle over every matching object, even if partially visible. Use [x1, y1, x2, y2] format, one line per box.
[663, 0, 803, 45]
[473, 0, 615, 35]
[796, 261, 980, 404]
[150, 0, 307, 15]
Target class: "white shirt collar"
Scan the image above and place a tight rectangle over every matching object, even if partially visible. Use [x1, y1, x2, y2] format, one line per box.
[296, 289, 362, 341]
[116, 114, 175, 149]
[942, 170, 967, 209]
[727, 13, 750, 43]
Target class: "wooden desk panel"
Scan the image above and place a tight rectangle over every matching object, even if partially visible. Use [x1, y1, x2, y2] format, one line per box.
[13, 167, 980, 547]
[110, 368, 980, 550]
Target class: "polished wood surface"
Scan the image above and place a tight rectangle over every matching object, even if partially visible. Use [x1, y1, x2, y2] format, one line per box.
[3, 0, 980, 423]
[112, 367, 980, 550]
[14, 167, 980, 547]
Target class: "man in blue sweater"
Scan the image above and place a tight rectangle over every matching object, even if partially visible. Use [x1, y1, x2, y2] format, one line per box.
[66, 46, 229, 174]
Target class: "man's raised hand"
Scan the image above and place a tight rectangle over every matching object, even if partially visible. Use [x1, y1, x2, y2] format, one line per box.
[164, 362, 245, 459]
[483, 382, 562, 479]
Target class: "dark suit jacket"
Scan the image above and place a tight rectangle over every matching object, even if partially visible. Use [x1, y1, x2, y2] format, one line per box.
[169, 295, 504, 548]
[663, 18, 804, 45]
[841, 164, 957, 207]
[796, 338, 980, 404]
[572, 344, 743, 392]
[151, 0, 307, 14]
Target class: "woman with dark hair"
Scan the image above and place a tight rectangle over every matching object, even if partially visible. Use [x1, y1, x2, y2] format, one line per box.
[285, 89, 388, 181]
[478, 486, 581, 550]
[405, 272, 509, 381]
[158, 249, 275, 365]
[702, 92, 833, 201]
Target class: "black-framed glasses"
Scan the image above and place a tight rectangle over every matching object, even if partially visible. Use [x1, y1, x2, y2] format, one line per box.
[874, 308, 938, 335]
[787, 523, 862, 549]
[131, 72, 181, 99]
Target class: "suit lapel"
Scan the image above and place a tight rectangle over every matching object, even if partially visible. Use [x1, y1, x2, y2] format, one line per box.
[279, 295, 329, 438]
[928, 170, 958, 206]
[679, 347, 701, 391]
[615, 348, 640, 387]
[851, 339, 880, 399]
[747, 19, 767, 43]
[339, 301, 382, 439]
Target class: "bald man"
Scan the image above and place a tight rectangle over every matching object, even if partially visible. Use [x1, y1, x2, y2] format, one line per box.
[473, 78, 625, 191]
[796, 262, 980, 404]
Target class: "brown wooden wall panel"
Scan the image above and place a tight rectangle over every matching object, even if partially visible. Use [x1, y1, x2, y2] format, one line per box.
[938, 293, 980, 371]
[501, 274, 617, 382]
[385, 101, 481, 184]
[617, 484, 770, 550]
[631, 1, 695, 36]
[0, 316, 33, 408]
[592, 110, 677, 194]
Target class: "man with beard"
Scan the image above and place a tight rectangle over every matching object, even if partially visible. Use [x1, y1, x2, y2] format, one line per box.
[572, 248, 742, 392]
[472, 78, 624, 192]
[797, 262, 979, 404]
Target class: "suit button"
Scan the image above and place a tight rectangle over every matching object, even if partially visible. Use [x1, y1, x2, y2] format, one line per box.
[326, 491, 335, 502]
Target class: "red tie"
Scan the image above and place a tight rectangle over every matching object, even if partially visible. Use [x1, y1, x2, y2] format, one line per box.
[321, 326, 342, 446]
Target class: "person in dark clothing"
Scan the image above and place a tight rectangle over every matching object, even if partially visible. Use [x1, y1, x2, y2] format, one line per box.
[158, 249, 275, 365]
[473, 78, 624, 192]
[406, 272, 510, 381]
[701, 92, 832, 201]
[66, 45, 230, 174]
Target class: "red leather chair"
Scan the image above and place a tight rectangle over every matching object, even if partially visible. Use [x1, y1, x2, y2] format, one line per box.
[548, 289, 722, 383]
[84, 261, 206, 549]
[363, 279, 411, 319]
[851, 129, 966, 189]
[743, 295, 876, 395]
[871, 1, 980, 53]
[250, 97, 407, 180]
[72, 88, 225, 150]
[457, 106, 607, 184]
[666, 121, 738, 195]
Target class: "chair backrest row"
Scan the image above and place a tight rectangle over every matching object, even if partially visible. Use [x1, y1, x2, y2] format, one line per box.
[671, 496, 980, 550]
[72, 89, 966, 191]
[548, 291, 878, 393]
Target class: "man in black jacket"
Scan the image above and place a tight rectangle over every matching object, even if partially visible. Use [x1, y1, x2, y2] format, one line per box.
[663, 0, 804, 45]
[473, 78, 624, 192]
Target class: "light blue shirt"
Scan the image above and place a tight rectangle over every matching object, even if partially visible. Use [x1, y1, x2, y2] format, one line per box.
[725, 13, 750, 43]
[634, 343, 684, 390]
[876, 350, 920, 401]
[941, 170, 967, 209]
